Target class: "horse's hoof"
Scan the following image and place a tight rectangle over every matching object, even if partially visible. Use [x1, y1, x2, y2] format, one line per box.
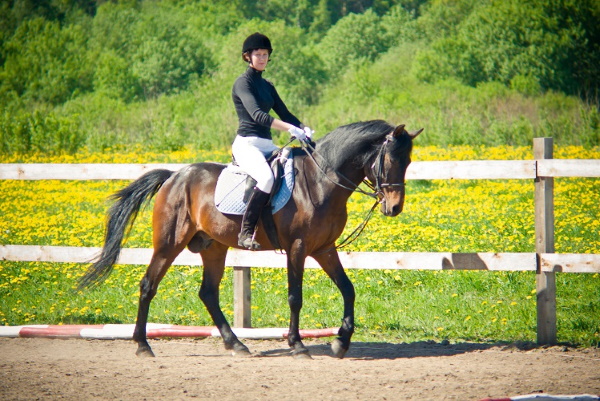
[231, 346, 252, 357]
[331, 338, 348, 359]
[136, 347, 155, 358]
[291, 348, 313, 360]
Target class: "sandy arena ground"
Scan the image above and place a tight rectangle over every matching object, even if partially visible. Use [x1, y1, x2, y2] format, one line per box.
[1, 337, 599, 400]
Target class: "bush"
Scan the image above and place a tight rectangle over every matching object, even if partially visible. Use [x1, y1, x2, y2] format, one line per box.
[88, 2, 212, 101]
[131, 4, 210, 98]
[0, 110, 84, 154]
[93, 50, 140, 101]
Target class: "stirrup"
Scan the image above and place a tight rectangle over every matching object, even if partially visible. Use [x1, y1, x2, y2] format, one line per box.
[238, 233, 261, 251]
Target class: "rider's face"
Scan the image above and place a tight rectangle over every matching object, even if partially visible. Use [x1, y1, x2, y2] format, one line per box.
[249, 49, 269, 71]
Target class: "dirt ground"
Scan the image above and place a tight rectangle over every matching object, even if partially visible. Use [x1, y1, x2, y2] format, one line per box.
[1, 337, 599, 401]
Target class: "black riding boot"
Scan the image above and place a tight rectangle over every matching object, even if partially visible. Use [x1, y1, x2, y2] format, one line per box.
[238, 187, 270, 250]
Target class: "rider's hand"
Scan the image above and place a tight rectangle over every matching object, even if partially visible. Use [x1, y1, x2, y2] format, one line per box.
[288, 126, 307, 141]
[303, 126, 315, 138]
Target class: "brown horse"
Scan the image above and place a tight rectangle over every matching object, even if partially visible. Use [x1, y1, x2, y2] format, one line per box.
[79, 120, 422, 359]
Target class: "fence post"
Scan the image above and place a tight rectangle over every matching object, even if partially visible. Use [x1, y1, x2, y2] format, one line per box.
[233, 266, 252, 328]
[534, 137, 557, 345]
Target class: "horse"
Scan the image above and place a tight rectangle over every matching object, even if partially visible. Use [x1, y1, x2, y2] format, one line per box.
[78, 120, 422, 359]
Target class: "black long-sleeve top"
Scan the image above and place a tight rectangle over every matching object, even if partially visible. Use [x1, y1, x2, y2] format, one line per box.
[232, 67, 302, 139]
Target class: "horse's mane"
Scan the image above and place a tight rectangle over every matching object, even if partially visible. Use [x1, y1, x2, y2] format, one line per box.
[315, 120, 411, 170]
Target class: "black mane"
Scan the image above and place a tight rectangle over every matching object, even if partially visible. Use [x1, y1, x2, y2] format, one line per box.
[316, 120, 411, 170]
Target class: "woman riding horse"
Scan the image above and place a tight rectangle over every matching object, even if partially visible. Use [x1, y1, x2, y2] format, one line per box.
[79, 119, 422, 359]
[232, 32, 313, 250]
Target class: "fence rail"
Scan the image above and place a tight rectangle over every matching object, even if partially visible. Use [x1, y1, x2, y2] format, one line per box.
[1, 159, 599, 180]
[1, 245, 599, 273]
[1, 138, 599, 344]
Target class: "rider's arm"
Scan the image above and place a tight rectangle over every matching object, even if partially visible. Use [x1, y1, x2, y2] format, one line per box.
[271, 119, 300, 132]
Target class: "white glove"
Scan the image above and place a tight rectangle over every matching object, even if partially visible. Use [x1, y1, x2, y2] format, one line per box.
[303, 126, 314, 138]
[288, 126, 307, 141]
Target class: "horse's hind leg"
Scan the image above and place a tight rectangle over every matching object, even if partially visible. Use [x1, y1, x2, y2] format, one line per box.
[312, 248, 355, 359]
[199, 243, 251, 356]
[133, 251, 179, 357]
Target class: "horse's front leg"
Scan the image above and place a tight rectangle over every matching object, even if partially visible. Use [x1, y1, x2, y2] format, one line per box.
[312, 247, 355, 359]
[286, 246, 311, 359]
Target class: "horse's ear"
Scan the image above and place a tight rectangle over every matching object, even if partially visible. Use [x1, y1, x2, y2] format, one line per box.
[392, 124, 405, 138]
[408, 128, 423, 139]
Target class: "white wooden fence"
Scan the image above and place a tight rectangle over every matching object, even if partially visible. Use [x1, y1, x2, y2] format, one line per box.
[1, 138, 599, 345]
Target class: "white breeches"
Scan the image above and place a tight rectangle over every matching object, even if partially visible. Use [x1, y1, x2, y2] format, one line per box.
[232, 135, 279, 193]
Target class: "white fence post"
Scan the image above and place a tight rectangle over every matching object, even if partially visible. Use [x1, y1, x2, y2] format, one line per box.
[534, 137, 557, 345]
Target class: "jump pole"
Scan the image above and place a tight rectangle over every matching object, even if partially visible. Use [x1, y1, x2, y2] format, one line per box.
[0, 324, 338, 340]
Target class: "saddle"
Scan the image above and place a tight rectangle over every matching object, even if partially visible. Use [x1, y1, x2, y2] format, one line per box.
[214, 147, 297, 250]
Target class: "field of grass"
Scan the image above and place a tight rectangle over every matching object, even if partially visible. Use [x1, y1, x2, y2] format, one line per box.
[0, 145, 598, 346]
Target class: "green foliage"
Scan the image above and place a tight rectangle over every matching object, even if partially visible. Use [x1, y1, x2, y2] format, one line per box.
[413, 0, 600, 96]
[93, 50, 140, 101]
[88, 1, 213, 100]
[0, 0, 598, 153]
[0, 109, 84, 154]
[245, 0, 405, 32]
[263, 21, 328, 107]
[130, 3, 210, 98]
[0, 16, 92, 104]
[316, 9, 390, 78]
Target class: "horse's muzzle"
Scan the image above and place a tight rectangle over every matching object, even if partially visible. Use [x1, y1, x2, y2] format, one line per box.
[378, 184, 405, 217]
[381, 202, 403, 217]
[380, 194, 404, 216]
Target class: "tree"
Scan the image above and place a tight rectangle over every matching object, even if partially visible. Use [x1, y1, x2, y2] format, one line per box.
[0, 17, 92, 104]
[413, 0, 600, 97]
[316, 9, 389, 78]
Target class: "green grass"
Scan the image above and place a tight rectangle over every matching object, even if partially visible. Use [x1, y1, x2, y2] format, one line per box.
[0, 146, 598, 347]
[2, 262, 597, 346]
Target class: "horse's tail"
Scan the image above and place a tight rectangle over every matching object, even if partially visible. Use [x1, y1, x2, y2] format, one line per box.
[77, 169, 175, 290]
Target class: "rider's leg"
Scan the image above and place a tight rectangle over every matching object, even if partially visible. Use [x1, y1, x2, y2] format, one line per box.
[231, 136, 278, 250]
[238, 186, 270, 250]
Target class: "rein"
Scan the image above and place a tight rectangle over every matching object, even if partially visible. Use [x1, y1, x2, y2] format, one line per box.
[299, 136, 402, 251]
[301, 140, 378, 199]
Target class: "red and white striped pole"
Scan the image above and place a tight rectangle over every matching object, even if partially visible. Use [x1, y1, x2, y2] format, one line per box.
[0, 324, 338, 340]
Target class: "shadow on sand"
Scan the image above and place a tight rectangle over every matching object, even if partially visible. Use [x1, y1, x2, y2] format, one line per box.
[255, 340, 538, 360]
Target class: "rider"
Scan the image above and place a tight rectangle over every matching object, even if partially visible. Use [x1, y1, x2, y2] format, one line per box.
[232, 32, 312, 250]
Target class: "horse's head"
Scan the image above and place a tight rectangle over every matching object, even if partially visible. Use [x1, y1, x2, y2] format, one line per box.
[368, 124, 422, 217]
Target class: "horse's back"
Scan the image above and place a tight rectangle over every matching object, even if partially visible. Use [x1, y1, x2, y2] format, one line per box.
[151, 162, 225, 211]
[183, 162, 226, 182]
[165, 162, 225, 189]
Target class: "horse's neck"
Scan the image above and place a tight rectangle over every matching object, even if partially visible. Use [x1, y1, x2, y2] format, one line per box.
[299, 152, 365, 203]
[314, 140, 370, 186]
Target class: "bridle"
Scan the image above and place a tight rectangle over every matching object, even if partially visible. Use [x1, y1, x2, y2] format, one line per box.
[301, 133, 404, 201]
[367, 133, 406, 201]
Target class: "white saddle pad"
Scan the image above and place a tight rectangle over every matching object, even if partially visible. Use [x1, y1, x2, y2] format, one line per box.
[214, 154, 295, 215]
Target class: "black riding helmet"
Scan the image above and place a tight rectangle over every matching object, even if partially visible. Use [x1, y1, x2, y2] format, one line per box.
[242, 32, 272, 54]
